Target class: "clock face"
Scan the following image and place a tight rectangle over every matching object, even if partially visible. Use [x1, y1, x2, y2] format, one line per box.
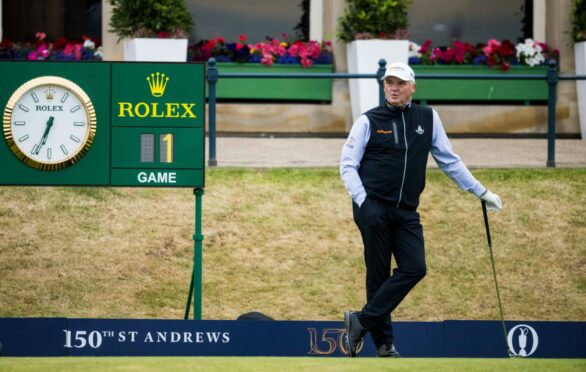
[3, 76, 97, 171]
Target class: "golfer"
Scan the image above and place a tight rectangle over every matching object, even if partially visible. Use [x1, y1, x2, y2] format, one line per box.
[340, 62, 502, 358]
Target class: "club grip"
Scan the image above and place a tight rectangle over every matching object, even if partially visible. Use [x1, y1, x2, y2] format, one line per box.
[481, 200, 492, 246]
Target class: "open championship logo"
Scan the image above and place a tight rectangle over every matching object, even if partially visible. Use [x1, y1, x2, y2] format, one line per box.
[507, 324, 539, 357]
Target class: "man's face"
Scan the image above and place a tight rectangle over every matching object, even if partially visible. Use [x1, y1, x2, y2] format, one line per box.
[384, 77, 416, 108]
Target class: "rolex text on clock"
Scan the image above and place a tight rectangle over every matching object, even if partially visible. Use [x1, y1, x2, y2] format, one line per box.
[3, 76, 97, 171]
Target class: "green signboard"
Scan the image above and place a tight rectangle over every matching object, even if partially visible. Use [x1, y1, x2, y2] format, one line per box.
[1, 61, 205, 187]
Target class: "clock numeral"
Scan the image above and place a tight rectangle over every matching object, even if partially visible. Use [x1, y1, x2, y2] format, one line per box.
[70, 105, 81, 113]
[47, 148, 52, 160]
[61, 92, 69, 103]
[74, 122, 86, 127]
[31, 92, 40, 103]
[18, 135, 29, 142]
[18, 104, 30, 112]
[60, 145, 68, 155]
[70, 135, 81, 143]
[13, 121, 26, 126]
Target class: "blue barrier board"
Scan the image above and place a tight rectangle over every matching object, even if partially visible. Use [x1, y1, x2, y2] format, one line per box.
[0, 318, 584, 357]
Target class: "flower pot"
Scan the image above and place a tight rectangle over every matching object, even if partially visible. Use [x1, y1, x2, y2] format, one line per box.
[411, 65, 548, 103]
[575, 41, 586, 140]
[123, 38, 188, 62]
[346, 40, 409, 120]
[212, 63, 333, 101]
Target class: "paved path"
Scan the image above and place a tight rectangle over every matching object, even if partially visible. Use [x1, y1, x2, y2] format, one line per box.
[207, 137, 586, 168]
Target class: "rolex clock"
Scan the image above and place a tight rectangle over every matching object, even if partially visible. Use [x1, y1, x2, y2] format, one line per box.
[3, 76, 97, 171]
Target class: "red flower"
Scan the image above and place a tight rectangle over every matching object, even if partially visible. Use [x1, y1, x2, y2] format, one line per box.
[53, 37, 72, 50]
[419, 40, 433, 54]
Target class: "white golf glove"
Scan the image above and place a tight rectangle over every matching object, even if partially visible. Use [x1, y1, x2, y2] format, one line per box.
[480, 190, 503, 211]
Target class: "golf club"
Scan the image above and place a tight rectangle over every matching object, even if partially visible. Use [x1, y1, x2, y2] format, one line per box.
[481, 200, 515, 358]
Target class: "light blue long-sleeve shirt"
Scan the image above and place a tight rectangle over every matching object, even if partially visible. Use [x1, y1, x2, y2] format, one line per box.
[340, 107, 486, 206]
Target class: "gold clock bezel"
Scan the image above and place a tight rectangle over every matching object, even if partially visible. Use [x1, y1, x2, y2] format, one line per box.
[2, 76, 97, 171]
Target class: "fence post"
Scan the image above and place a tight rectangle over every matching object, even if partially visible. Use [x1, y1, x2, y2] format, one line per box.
[377, 59, 387, 106]
[546, 60, 558, 168]
[207, 58, 218, 167]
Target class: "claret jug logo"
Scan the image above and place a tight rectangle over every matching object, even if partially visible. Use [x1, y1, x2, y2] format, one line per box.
[117, 72, 196, 119]
[507, 324, 539, 357]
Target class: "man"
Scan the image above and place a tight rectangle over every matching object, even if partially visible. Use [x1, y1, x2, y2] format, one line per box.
[340, 62, 502, 358]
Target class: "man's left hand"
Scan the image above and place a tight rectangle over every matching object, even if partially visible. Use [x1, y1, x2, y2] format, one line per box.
[480, 190, 503, 211]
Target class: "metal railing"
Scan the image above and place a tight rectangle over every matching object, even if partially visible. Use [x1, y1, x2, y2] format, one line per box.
[206, 58, 586, 168]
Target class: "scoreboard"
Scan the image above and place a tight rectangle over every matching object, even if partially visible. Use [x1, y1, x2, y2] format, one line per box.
[1, 61, 205, 187]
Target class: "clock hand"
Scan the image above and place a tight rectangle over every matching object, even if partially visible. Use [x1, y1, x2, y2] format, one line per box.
[34, 116, 55, 155]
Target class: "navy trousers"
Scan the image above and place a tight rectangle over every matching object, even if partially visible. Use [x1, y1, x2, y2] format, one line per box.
[352, 196, 427, 347]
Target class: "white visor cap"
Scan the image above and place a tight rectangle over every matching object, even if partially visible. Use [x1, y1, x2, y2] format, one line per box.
[382, 62, 415, 83]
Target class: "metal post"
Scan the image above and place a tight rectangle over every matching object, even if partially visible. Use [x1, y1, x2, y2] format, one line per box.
[207, 58, 218, 166]
[377, 59, 387, 106]
[184, 187, 204, 320]
[546, 60, 558, 168]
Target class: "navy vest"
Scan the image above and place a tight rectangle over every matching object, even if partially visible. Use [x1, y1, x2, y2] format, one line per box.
[358, 103, 433, 210]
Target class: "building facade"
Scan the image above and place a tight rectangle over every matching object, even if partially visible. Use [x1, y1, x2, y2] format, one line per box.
[1, 0, 580, 135]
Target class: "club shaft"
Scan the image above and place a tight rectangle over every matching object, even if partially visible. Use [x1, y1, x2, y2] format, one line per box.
[481, 200, 510, 356]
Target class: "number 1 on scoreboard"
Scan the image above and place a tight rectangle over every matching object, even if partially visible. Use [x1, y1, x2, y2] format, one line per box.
[160, 133, 173, 163]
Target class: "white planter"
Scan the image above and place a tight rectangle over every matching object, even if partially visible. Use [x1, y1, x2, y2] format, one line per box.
[346, 40, 409, 121]
[123, 38, 188, 62]
[575, 41, 586, 140]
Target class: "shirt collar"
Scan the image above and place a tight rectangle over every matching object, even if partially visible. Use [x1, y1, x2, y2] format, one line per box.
[385, 100, 412, 112]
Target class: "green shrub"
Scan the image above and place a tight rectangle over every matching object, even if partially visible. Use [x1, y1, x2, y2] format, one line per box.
[109, 0, 194, 41]
[337, 0, 411, 43]
[573, 0, 586, 42]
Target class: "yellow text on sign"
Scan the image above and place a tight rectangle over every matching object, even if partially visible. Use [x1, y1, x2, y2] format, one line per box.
[161, 134, 173, 163]
[117, 102, 196, 118]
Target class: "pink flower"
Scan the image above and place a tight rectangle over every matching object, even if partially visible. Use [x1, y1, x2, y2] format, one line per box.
[74, 44, 83, 60]
[36, 43, 50, 59]
[35, 32, 46, 41]
[239, 35, 247, 42]
[261, 55, 273, 66]
[27, 51, 39, 60]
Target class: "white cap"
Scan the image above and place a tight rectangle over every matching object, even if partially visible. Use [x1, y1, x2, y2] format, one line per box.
[382, 62, 415, 82]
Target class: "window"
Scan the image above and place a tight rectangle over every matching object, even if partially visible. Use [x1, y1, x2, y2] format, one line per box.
[187, 0, 305, 42]
[408, 0, 527, 46]
[2, 0, 101, 42]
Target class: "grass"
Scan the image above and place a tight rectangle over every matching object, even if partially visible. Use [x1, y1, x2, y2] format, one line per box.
[0, 168, 585, 321]
[0, 357, 585, 371]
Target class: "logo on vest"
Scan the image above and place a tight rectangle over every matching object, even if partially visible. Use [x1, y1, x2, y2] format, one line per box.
[415, 125, 424, 135]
